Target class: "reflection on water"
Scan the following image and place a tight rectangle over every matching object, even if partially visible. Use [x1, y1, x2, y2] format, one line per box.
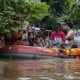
[0, 58, 80, 80]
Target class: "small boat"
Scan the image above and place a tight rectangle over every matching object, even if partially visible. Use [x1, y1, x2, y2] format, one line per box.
[62, 48, 80, 56]
[0, 45, 58, 59]
[0, 45, 80, 59]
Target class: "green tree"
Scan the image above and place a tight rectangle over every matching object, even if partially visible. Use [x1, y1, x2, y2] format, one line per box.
[68, 0, 80, 23]
[16, 1, 49, 23]
[41, 0, 70, 29]
[0, 0, 49, 37]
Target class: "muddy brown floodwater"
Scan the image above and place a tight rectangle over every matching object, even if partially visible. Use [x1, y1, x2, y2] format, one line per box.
[0, 58, 80, 80]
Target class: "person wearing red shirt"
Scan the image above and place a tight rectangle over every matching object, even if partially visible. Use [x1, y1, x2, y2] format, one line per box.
[50, 23, 66, 48]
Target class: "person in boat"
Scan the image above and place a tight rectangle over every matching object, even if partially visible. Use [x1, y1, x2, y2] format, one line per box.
[50, 23, 66, 48]
[22, 30, 28, 40]
[36, 28, 46, 46]
[39, 27, 46, 39]
[34, 35, 44, 47]
[44, 31, 51, 48]
[22, 26, 36, 46]
[64, 22, 77, 48]
[27, 32, 36, 46]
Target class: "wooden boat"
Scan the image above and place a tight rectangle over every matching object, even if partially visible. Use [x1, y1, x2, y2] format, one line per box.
[0, 45, 58, 59]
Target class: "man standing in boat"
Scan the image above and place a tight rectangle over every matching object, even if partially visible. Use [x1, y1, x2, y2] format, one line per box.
[50, 23, 66, 48]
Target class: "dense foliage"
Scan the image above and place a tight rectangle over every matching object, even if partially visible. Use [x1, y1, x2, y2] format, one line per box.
[41, 0, 80, 29]
[0, 0, 80, 37]
[16, 0, 49, 23]
[0, 0, 49, 37]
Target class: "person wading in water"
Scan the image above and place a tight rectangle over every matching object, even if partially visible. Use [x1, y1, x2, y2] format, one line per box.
[65, 22, 77, 48]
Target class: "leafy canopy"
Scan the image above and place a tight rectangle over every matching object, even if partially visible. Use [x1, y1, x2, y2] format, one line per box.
[0, 0, 49, 37]
[16, 1, 49, 23]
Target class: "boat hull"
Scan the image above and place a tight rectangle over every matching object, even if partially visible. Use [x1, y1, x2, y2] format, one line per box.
[0, 45, 58, 59]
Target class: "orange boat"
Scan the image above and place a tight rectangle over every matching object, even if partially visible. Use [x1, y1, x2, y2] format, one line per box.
[0, 45, 80, 59]
[0, 45, 58, 59]
[61, 48, 80, 58]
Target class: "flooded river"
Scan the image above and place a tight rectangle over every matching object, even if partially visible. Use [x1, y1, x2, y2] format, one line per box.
[0, 58, 80, 80]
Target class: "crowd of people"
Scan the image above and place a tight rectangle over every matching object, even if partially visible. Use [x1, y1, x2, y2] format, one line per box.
[7, 21, 77, 49]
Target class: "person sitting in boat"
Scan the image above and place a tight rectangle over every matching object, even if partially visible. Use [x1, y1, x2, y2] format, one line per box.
[39, 27, 46, 39]
[50, 23, 66, 48]
[22, 30, 28, 44]
[27, 32, 35, 46]
[22, 26, 36, 46]
[34, 35, 45, 47]
[22, 30, 31, 45]
[44, 31, 51, 48]
[64, 21, 77, 48]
